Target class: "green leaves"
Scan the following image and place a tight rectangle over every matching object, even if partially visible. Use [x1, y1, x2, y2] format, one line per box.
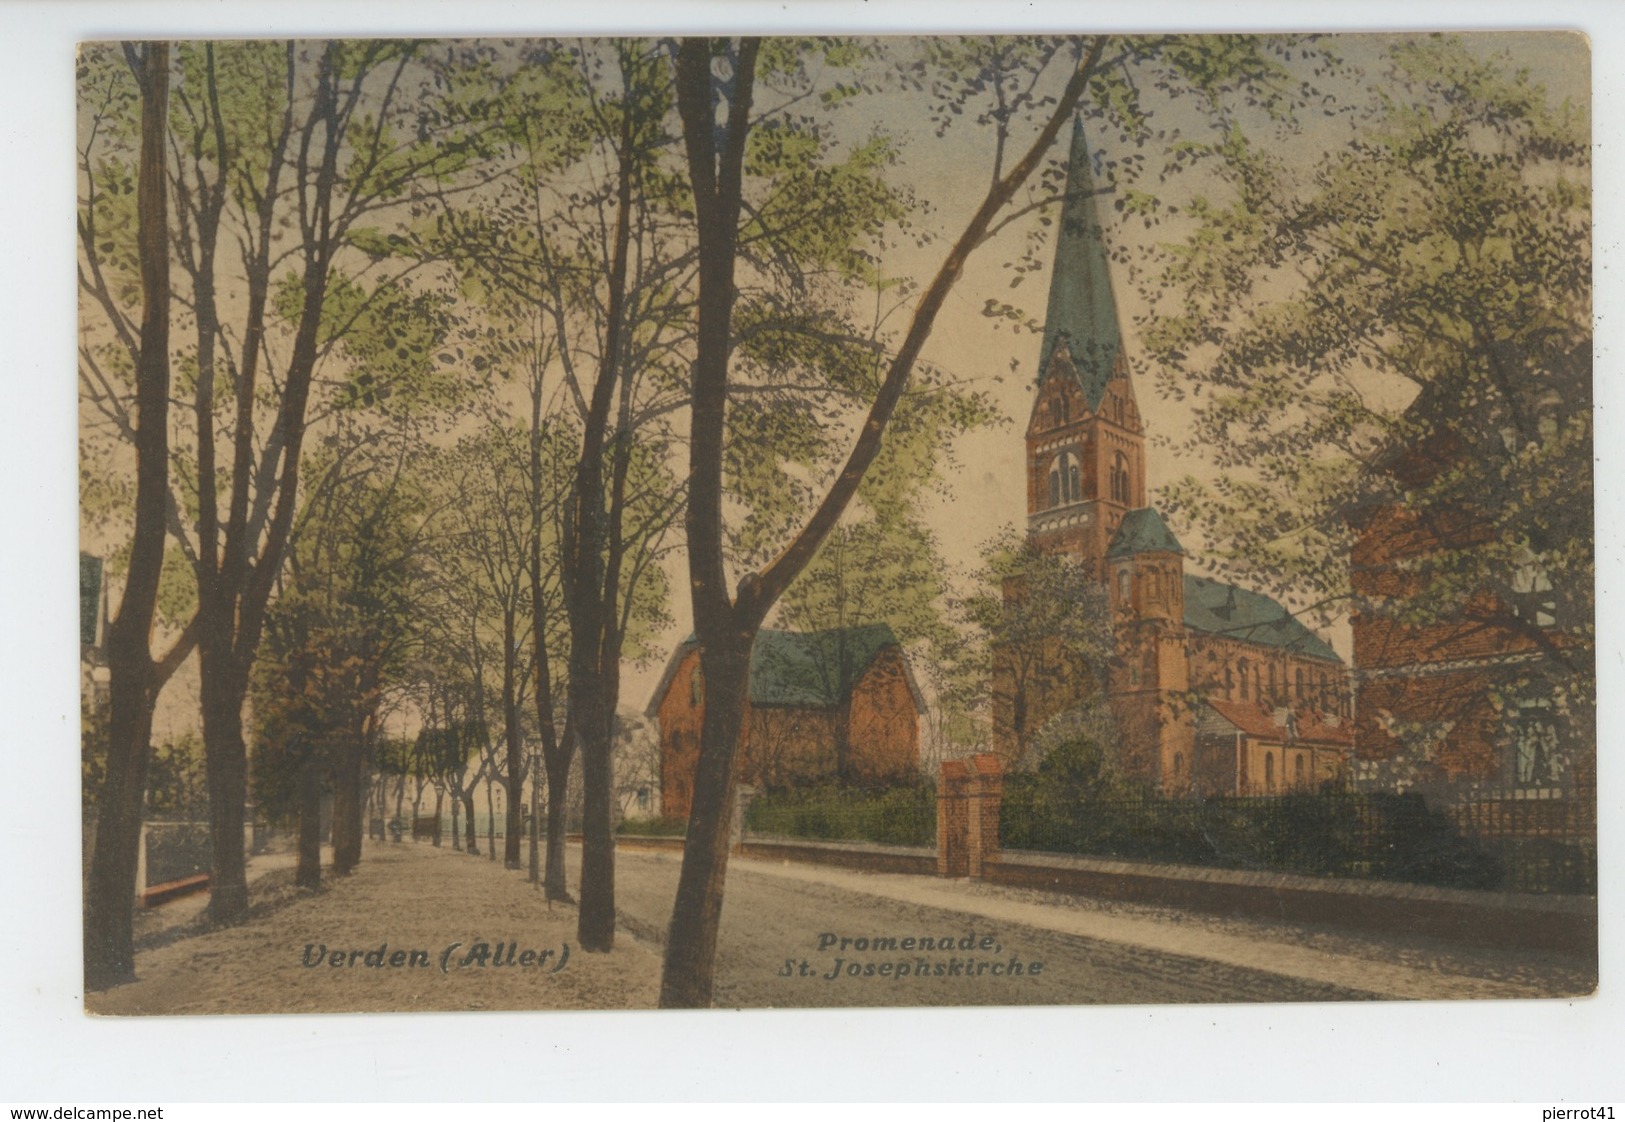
[1142, 34, 1592, 721]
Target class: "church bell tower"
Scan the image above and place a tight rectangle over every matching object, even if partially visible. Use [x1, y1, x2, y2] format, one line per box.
[1024, 117, 1147, 581]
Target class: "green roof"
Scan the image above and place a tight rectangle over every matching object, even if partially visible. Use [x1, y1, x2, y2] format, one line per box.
[745, 624, 902, 707]
[1037, 116, 1124, 411]
[648, 624, 912, 716]
[1182, 574, 1341, 662]
[1107, 507, 1185, 558]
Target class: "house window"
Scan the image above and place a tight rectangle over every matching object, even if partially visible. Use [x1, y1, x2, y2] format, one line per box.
[1117, 569, 1130, 604]
[1511, 703, 1560, 786]
[1225, 666, 1235, 699]
[1294, 754, 1306, 786]
[1048, 451, 1082, 507]
[1264, 752, 1276, 793]
[1238, 659, 1250, 699]
[1110, 452, 1131, 504]
[1511, 560, 1557, 628]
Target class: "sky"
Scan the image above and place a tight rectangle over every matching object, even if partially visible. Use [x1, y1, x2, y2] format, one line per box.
[68, 31, 1593, 732]
[624, 30, 1594, 709]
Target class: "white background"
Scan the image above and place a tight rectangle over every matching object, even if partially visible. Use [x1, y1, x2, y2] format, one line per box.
[3, 0, 1620, 1103]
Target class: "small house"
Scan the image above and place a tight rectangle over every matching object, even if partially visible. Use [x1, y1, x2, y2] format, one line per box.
[646, 624, 925, 818]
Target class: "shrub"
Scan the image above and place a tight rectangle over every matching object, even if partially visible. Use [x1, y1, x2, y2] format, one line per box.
[745, 783, 936, 847]
[616, 815, 687, 838]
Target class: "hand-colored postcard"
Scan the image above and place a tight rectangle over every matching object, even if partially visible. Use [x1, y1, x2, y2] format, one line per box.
[77, 31, 1595, 1014]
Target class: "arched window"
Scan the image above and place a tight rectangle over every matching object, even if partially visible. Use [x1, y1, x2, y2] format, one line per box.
[1048, 451, 1082, 507]
[1224, 666, 1235, 699]
[1268, 663, 1277, 702]
[1319, 672, 1329, 702]
[1295, 667, 1304, 700]
[1294, 754, 1306, 786]
[1116, 569, 1130, 604]
[1110, 451, 1131, 504]
[1147, 569, 1161, 602]
[1264, 752, 1276, 793]
[1238, 659, 1250, 699]
[1254, 666, 1262, 702]
[690, 664, 704, 707]
[1173, 752, 1184, 777]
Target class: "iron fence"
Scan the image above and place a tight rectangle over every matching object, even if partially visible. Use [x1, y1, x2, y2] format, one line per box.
[999, 782, 1595, 895]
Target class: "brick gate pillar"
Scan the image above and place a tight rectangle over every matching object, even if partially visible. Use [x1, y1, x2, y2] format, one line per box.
[966, 753, 1004, 879]
[937, 759, 970, 876]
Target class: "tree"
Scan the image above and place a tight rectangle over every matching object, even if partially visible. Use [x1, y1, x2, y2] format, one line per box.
[80, 41, 180, 990]
[252, 444, 430, 884]
[419, 426, 541, 865]
[964, 532, 1116, 764]
[419, 41, 685, 918]
[77, 40, 483, 926]
[1141, 37, 1592, 770]
[658, 31, 1333, 1005]
[659, 34, 1109, 1008]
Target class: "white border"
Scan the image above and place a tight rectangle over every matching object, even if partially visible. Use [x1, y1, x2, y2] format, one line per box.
[5, 0, 1619, 1102]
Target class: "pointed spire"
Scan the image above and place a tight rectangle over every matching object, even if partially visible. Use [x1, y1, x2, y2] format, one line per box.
[1038, 116, 1124, 410]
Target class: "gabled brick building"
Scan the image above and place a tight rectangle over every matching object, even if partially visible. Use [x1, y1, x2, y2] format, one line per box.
[992, 118, 1351, 795]
[1348, 423, 1593, 798]
[647, 624, 925, 817]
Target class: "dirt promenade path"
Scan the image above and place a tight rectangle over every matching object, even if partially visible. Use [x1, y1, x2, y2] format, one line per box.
[88, 842, 661, 1016]
[609, 847, 1596, 1006]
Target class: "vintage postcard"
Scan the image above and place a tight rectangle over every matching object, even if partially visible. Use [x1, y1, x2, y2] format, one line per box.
[76, 31, 1595, 1016]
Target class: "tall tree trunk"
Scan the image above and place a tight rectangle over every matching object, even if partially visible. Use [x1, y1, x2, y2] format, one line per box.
[331, 741, 363, 875]
[576, 680, 616, 947]
[503, 609, 524, 869]
[85, 704, 157, 989]
[527, 752, 541, 884]
[295, 759, 322, 889]
[394, 774, 407, 843]
[484, 775, 496, 860]
[658, 35, 1101, 1008]
[529, 377, 571, 899]
[660, 639, 752, 1007]
[564, 58, 641, 953]
[462, 788, 477, 854]
[83, 42, 171, 991]
[432, 788, 444, 847]
[544, 741, 573, 901]
[200, 656, 250, 921]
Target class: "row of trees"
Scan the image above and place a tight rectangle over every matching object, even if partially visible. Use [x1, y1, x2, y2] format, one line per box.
[79, 34, 1587, 1007]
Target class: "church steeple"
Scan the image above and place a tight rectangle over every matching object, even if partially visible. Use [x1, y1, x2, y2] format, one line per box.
[1023, 117, 1146, 578]
[1038, 116, 1124, 411]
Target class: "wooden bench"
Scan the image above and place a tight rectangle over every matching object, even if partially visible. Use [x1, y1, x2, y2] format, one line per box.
[141, 873, 210, 907]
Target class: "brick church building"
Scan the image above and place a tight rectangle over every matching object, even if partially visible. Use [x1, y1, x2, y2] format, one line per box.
[992, 118, 1351, 796]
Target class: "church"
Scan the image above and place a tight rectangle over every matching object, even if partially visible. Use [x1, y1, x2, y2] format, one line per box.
[991, 118, 1352, 797]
